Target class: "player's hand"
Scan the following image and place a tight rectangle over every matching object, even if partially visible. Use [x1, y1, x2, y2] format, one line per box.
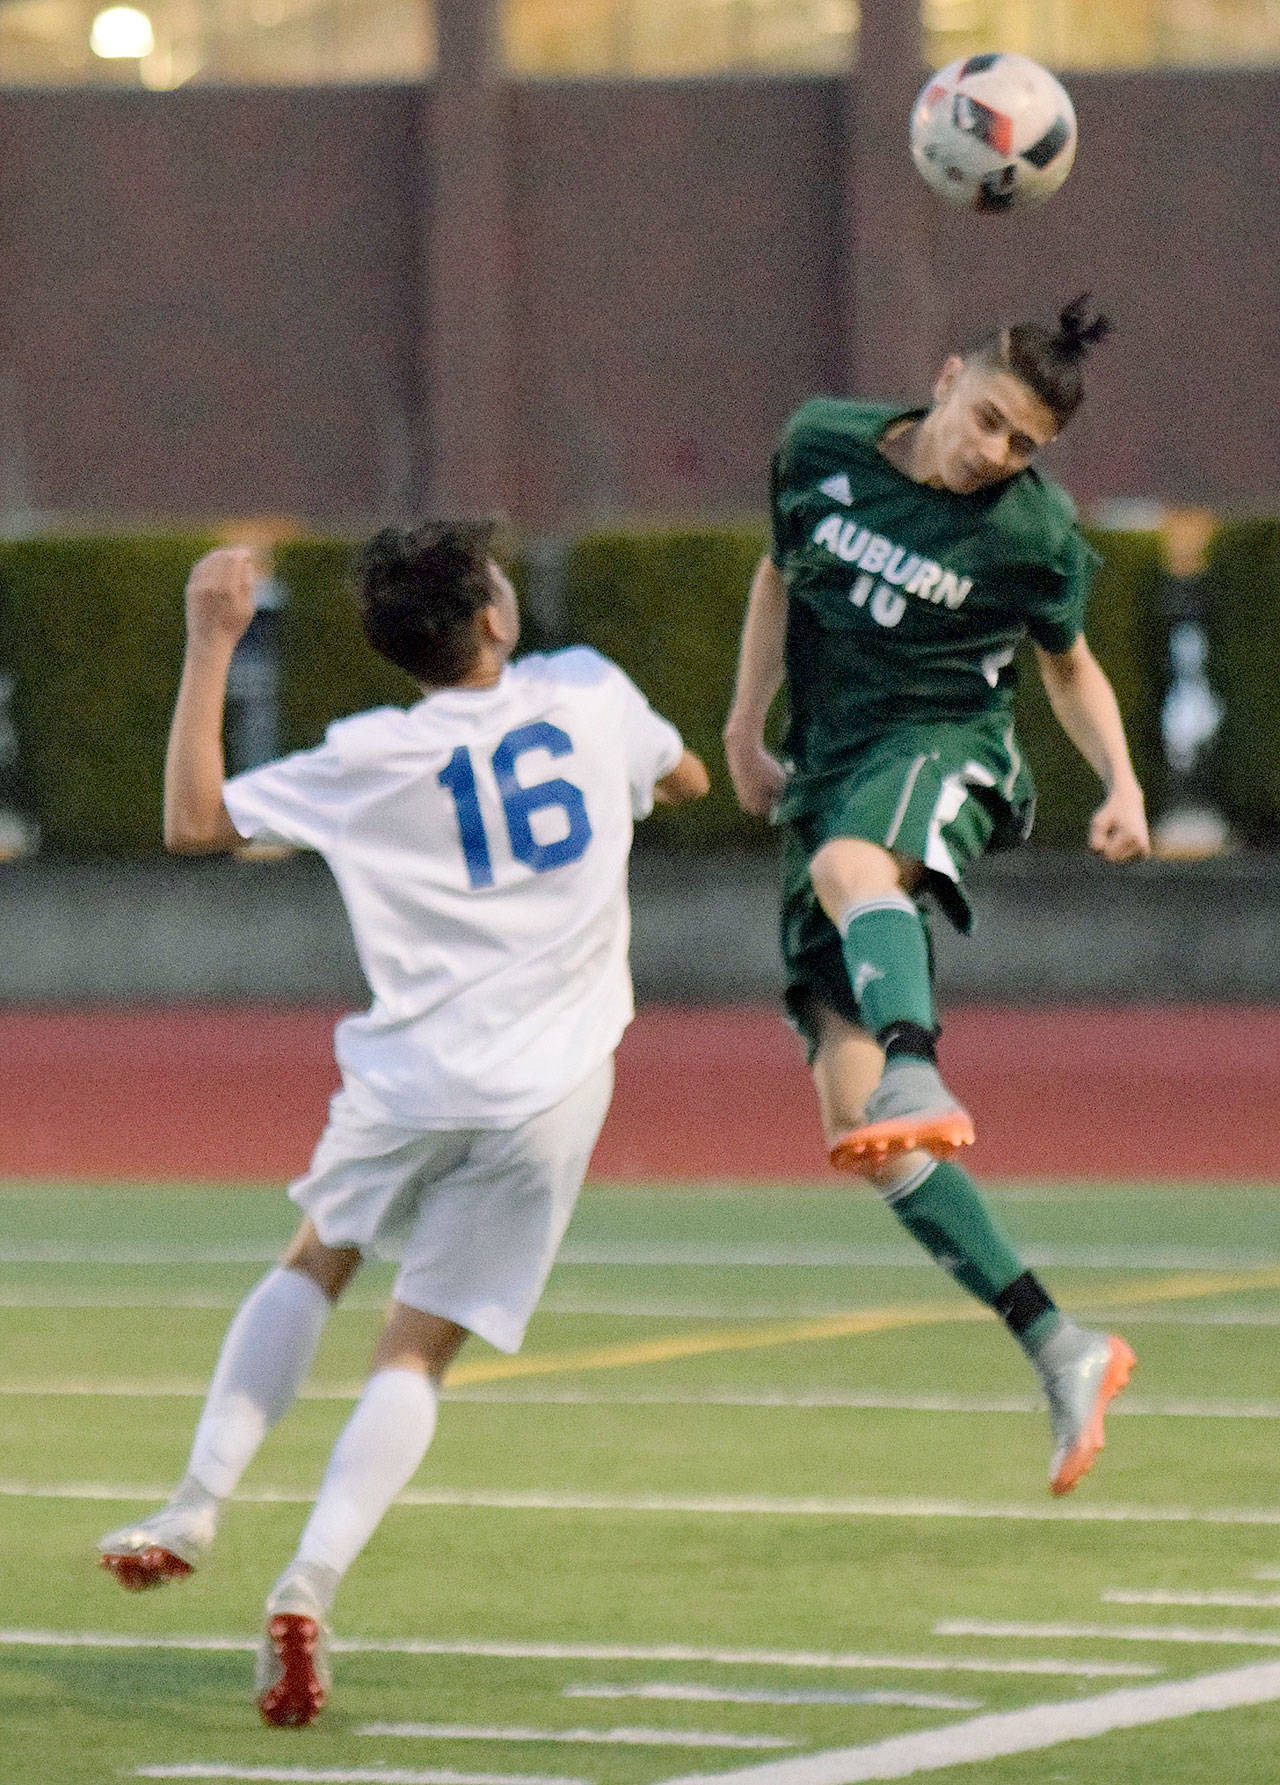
[723, 725, 786, 818]
[184, 547, 258, 649]
[1089, 779, 1150, 863]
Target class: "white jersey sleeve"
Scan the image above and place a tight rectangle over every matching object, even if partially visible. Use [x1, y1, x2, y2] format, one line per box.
[544, 649, 683, 818]
[605, 658, 686, 818]
[223, 712, 397, 851]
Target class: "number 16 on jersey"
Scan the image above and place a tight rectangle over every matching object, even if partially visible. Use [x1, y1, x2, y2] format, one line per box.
[437, 721, 594, 888]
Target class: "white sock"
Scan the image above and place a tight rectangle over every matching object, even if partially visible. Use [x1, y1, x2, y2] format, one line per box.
[186, 1266, 331, 1500]
[291, 1368, 439, 1584]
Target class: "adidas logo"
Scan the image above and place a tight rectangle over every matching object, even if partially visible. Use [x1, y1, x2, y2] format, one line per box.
[819, 472, 853, 505]
[853, 962, 885, 1000]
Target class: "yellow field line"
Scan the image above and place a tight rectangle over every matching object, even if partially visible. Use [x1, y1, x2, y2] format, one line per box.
[449, 1262, 1280, 1386]
[1080, 1262, 1280, 1308]
[448, 1301, 978, 1383]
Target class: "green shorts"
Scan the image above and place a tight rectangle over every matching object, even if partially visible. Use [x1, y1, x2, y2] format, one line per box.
[778, 719, 1035, 1056]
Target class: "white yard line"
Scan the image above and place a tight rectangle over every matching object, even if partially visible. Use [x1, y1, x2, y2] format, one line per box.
[354, 1724, 793, 1749]
[0, 1379, 369, 1400]
[9, 1477, 1280, 1527]
[646, 1658, 1280, 1785]
[0, 1629, 1158, 1677]
[4, 1294, 1280, 1323]
[562, 1686, 981, 1712]
[2, 1242, 1278, 1270]
[449, 1388, 1280, 1420]
[134, 1768, 588, 1785]
[550, 1245, 1280, 1272]
[0, 1295, 254, 1310]
[3, 1381, 1277, 1420]
[1105, 1589, 1280, 1608]
[0, 1246, 284, 1265]
[936, 1618, 1280, 1647]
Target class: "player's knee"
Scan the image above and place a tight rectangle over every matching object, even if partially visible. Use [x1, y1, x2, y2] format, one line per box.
[809, 837, 903, 918]
[373, 1304, 469, 1380]
[282, 1223, 362, 1301]
[867, 1150, 937, 1199]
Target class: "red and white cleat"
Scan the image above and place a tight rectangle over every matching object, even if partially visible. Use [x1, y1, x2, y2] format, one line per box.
[99, 1545, 194, 1592]
[97, 1496, 216, 1590]
[256, 1613, 331, 1728]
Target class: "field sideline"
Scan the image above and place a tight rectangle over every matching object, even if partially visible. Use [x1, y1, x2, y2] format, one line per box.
[3, 1179, 1280, 1784]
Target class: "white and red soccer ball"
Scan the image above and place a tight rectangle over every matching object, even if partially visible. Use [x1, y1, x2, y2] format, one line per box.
[909, 53, 1077, 212]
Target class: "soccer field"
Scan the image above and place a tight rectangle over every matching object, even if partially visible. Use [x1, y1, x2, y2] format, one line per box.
[3, 1181, 1280, 1785]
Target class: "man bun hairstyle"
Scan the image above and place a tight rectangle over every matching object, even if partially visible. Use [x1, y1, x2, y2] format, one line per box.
[352, 520, 498, 687]
[971, 292, 1112, 429]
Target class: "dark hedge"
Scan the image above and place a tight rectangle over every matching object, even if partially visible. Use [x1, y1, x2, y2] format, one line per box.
[1203, 519, 1280, 844]
[0, 535, 214, 853]
[0, 523, 1263, 857]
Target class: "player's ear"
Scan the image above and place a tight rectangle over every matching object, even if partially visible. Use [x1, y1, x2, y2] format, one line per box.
[933, 354, 965, 405]
[479, 598, 519, 651]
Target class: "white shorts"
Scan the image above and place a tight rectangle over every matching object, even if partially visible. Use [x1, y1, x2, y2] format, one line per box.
[288, 1058, 614, 1354]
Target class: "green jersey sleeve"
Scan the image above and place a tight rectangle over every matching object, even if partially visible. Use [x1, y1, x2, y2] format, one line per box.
[770, 400, 831, 567]
[1022, 522, 1099, 655]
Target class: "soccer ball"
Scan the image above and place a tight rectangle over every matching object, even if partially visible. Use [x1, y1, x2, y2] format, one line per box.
[909, 54, 1077, 213]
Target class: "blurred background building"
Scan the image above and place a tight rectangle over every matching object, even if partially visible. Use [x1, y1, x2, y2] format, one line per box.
[0, 0, 1273, 534]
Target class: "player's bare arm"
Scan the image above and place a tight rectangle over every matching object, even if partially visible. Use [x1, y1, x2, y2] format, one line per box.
[1035, 635, 1150, 862]
[653, 749, 711, 805]
[164, 546, 256, 854]
[723, 553, 788, 817]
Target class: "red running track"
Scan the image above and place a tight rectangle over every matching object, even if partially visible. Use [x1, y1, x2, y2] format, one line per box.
[1, 1004, 1277, 1185]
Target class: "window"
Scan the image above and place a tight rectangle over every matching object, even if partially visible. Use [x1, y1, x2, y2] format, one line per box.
[0, 0, 434, 88]
[503, 0, 857, 75]
[0, 0, 1274, 88]
[503, 0, 1280, 74]
[923, 0, 1280, 71]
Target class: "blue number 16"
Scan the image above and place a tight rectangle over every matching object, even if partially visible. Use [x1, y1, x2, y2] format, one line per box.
[437, 721, 593, 888]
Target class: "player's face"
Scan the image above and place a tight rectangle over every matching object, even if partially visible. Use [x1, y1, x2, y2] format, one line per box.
[927, 358, 1058, 493]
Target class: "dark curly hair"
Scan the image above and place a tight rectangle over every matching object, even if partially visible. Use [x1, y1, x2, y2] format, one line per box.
[351, 521, 499, 686]
[967, 293, 1112, 428]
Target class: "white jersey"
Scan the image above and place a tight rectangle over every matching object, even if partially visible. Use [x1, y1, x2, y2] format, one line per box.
[223, 648, 683, 1128]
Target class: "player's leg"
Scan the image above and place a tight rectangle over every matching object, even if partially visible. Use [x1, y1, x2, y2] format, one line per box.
[809, 834, 973, 1164]
[812, 1002, 1035, 1316]
[810, 1001, 1134, 1493]
[802, 740, 994, 1164]
[256, 1058, 615, 1727]
[97, 1219, 360, 1591]
[256, 1303, 468, 1729]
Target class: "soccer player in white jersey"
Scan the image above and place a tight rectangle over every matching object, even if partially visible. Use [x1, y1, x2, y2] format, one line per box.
[97, 523, 708, 1727]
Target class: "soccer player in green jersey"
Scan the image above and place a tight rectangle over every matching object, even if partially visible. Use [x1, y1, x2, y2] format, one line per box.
[724, 297, 1147, 1495]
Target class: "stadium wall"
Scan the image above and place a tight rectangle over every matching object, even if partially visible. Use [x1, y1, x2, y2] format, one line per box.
[3, 851, 1279, 1004]
[0, 69, 1274, 531]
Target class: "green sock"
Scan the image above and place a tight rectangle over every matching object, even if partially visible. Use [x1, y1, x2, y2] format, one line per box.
[836, 893, 936, 1038]
[884, 1158, 1062, 1355]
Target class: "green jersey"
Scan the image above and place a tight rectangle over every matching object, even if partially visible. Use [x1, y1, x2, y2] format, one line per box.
[771, 398, 1097, 804]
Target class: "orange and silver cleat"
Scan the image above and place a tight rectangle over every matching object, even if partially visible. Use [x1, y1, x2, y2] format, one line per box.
[830, 1059, 975, 1170]
[830, 1109, 975, 1170]
[1045, 1330, 1136, 1496]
